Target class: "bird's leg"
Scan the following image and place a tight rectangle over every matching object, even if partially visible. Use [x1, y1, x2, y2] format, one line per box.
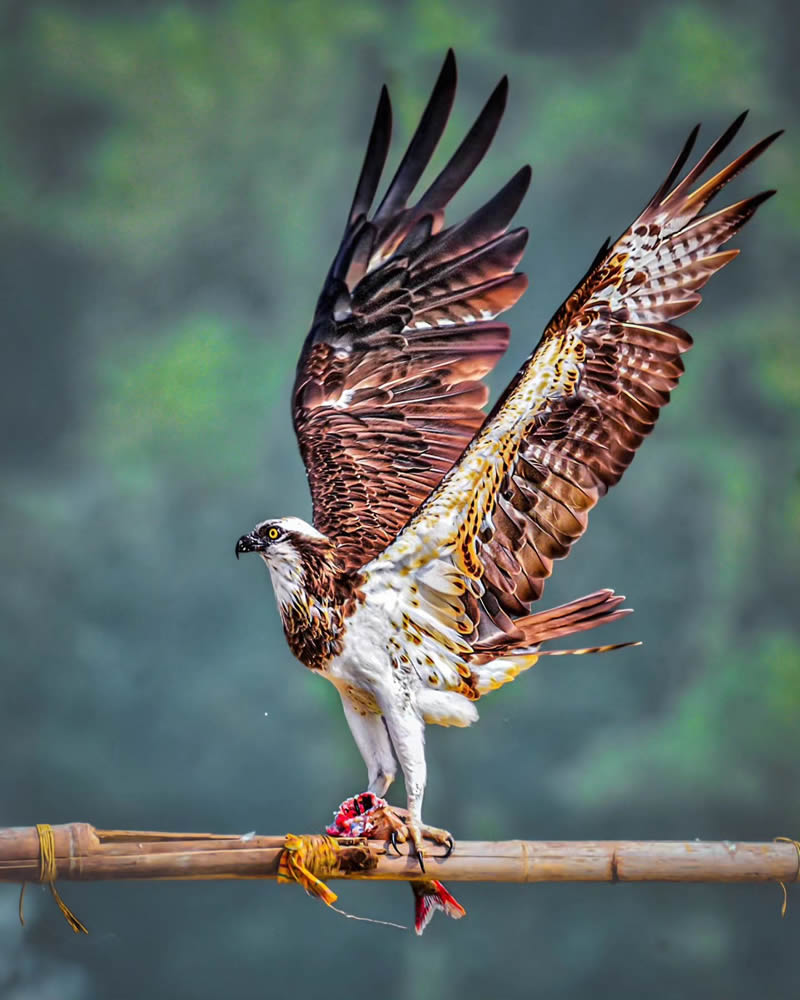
[378, 698, 454, 872]
[327, 698, 397, 838]
[331, 693, 454, 864]
[339, 696, 396, 798]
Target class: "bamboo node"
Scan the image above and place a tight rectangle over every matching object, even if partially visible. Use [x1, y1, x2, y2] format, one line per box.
[520, 840, 530, 882]
[773, 836, 800, 918]
[277, 834, 376, 906]
[18, 824, 88, 934]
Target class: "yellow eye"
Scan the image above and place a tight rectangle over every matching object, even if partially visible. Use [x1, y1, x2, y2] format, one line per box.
[267, 527, 280, 540]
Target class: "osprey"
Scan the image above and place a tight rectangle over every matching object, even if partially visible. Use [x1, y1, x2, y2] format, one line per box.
[236, 51, 778, 869]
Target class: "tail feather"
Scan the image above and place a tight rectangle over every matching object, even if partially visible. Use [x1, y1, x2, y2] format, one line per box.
[515, 588, 632, 645]
[470, 589, 636, 695]
[539, 640, 641, 656]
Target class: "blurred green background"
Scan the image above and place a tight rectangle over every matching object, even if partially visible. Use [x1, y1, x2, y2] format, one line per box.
[1, 0, 797, 997]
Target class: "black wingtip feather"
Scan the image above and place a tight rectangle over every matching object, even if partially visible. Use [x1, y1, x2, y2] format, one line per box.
[649, 123, 700, 209]
[457, 164, 532, 247]
[374, 50, 458, 221]
[468, 164, 532, 233]
[650, 115, 782, 218]
[716, 110, 749, 149]
[748, 188, 778, 208]
[413, 165, 531, 270]
[348, 84, 393, 225]
[662, 112, 754, 209]
[416, 73, 509, 214]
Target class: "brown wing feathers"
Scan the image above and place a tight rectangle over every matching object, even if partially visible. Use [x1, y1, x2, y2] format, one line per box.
[294, 51, 530, 571]
[475, 114, 780, 634]
[294, 51, 778, 642]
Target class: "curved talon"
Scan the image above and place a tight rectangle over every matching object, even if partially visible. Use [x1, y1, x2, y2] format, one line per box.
[416, 848, 426, 874]
[388, 830, 402, 856]
[442, 835, 455, 859]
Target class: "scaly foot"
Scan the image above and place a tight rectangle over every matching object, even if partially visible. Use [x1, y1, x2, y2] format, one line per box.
[379, 806, 454, 874]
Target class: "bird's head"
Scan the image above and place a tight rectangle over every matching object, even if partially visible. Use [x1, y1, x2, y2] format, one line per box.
[235, 517, 337, 611]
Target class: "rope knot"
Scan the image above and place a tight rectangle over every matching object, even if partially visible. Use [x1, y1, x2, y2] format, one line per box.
[277, 834, 376, 906]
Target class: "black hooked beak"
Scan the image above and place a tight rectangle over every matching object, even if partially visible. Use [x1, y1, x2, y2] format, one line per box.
[235, 533, 263, 559]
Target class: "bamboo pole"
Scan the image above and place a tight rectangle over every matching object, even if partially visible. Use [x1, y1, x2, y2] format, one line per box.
[0, 824, 797, 886]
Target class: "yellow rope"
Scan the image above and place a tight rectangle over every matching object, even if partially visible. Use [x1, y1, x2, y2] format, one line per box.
[277, 834, 405, 928]
[277, 834, 345, 905]
[774, 837, 800, 918]
[18, 824, 88, 934]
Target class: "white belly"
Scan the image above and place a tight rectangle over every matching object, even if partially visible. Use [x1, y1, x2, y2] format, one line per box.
[324, 599, 479, 728]
[324, 601, 395, 711]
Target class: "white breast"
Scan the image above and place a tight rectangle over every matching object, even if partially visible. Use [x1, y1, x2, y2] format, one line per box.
[327, 582, 479, 729]
[327, 601, 394, 693]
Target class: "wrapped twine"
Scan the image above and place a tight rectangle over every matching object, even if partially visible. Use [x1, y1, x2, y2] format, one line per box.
[277, 834, 376, 905]
[18, 824, 88, 934]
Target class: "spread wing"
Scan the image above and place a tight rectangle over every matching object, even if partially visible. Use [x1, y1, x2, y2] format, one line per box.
[292, 50, 530, 572]
[366, 114, 780, 654]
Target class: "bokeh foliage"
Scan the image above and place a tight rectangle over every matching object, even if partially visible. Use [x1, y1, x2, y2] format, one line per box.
[1, 1, 797, 998]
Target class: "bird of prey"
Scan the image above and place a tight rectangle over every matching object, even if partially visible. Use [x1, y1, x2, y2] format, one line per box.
[236, 50, 779, 873]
